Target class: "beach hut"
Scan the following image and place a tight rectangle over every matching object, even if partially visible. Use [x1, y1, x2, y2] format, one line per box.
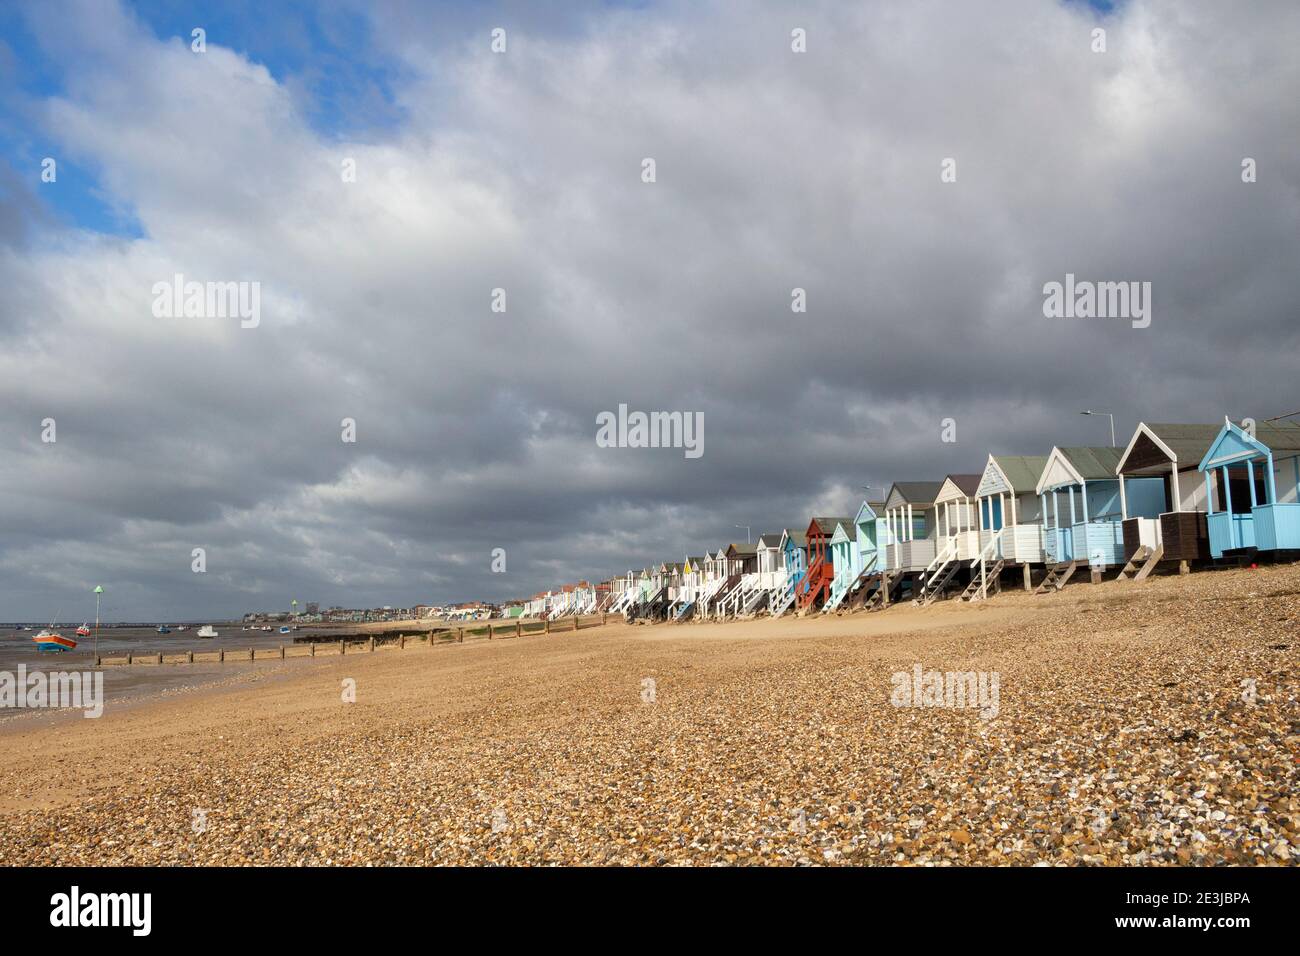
[971, 454, 1049, 590]
[607, 571, 637, 613]
[933, 475, 983, 561]
[715, 542, 760, 618]
[824, 519, 856, 612]
[1035, 447, 1164, 583]
[854, 500, 892, 607]
[916, 475, 983, 603]
[670, 556, 708, 620]
[1198, 420, 1300, 557]
[1114, 424, 1224, 572]
[694, 548, 733, 618]
[572, 581, 597, 615]
[795, 517, 850, 612]
[728, 535, 774, 616]
[755, 533, 785, 581]
[772, 529, 809, 617]
[626, 567, 673, 621]
[882, 482, 943, 599]
[975, 455, 1050, 563]
[825, 502, 887, 611]
[658, 562, 684, 611]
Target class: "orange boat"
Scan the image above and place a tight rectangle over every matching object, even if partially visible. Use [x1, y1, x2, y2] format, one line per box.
[76, 624, 91, 637]
[33, 629, 77, 652]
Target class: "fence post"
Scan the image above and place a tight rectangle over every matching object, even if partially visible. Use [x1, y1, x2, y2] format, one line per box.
[280, 645, 285, 660]
[341, 640, 346, 655]
[157, 652, 163, 664]
[310, 643, 316, 657]
[458, 629, 465, 643]
[368, 637, 375, 653]
[249, 647, 255, 661]
[399, 634, 406, 649]
[488, 624, 494, 640]
[127, 652, 133, 665]
[218, 649, 223, 663]
[602, 612, 606, 626]
[573, 615, 579, 632]
[95, 654, 101, 666]
[187, 650, 194, 663]
[516, 620, 522, 637]
[545, 619, 551, 635]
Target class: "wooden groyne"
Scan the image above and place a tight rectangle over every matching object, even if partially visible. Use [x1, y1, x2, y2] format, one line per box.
[94, 613, 609, 666]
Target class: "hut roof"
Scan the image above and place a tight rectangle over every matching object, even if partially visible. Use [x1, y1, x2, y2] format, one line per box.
[886, 481, 944, 506]
[1055, 446, 1125, 479]
[989, 455, 1051, 492]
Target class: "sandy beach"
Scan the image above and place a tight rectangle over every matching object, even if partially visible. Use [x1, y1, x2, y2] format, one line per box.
[0, 564, 1295, 866]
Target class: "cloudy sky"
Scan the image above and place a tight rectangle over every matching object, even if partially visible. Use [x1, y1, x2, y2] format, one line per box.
[1, 0, 1297, 620]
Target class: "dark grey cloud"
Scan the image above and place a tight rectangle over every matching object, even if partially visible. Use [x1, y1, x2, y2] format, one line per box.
[1, 0, 1298, 619]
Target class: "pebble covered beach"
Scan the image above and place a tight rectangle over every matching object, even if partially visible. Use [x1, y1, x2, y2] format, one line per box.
[0, 563, 1295, 866]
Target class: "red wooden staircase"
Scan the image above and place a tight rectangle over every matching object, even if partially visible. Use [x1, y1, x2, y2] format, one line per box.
[795, 517, 839, 612]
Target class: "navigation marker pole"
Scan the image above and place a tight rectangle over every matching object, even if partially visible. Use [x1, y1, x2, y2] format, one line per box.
[93, 585, 104, 661]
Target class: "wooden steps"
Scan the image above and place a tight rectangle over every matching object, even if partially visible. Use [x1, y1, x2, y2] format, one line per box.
[864, 570, 901, 611]
[1115, 544, 1164, 582]
[836, 565, 878, 611]
[1034, 560, 1081, 595]
[769, 580, 797, 618]
[915, 558, 959, 606]
[960, 559, 1004, 602]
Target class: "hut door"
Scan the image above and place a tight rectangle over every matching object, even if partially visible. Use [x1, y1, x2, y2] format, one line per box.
[990, 498, 1003, 531]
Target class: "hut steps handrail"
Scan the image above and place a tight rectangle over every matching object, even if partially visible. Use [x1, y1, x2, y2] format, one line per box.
[923, 538, 959, 576]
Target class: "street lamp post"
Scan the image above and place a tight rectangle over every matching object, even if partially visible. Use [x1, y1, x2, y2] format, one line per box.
[1080, 410, 1116, 447]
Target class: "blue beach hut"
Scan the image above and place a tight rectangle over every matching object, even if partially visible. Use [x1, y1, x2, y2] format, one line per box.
[1035, 447, 1164, 568]
[1198, 420, 1300, 557]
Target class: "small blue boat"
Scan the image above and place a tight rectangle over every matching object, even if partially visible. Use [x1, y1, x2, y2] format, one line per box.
[157, 625, 171, 634]
[278, 626, 291, 635]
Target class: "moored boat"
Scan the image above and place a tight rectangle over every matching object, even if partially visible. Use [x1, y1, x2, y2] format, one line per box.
[33, 629, 77, 652]
[197, 625, 218, 638]
[278, 625, 291, 635]
[157, 625, 171, 634]
[76, 624, 91, 637]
